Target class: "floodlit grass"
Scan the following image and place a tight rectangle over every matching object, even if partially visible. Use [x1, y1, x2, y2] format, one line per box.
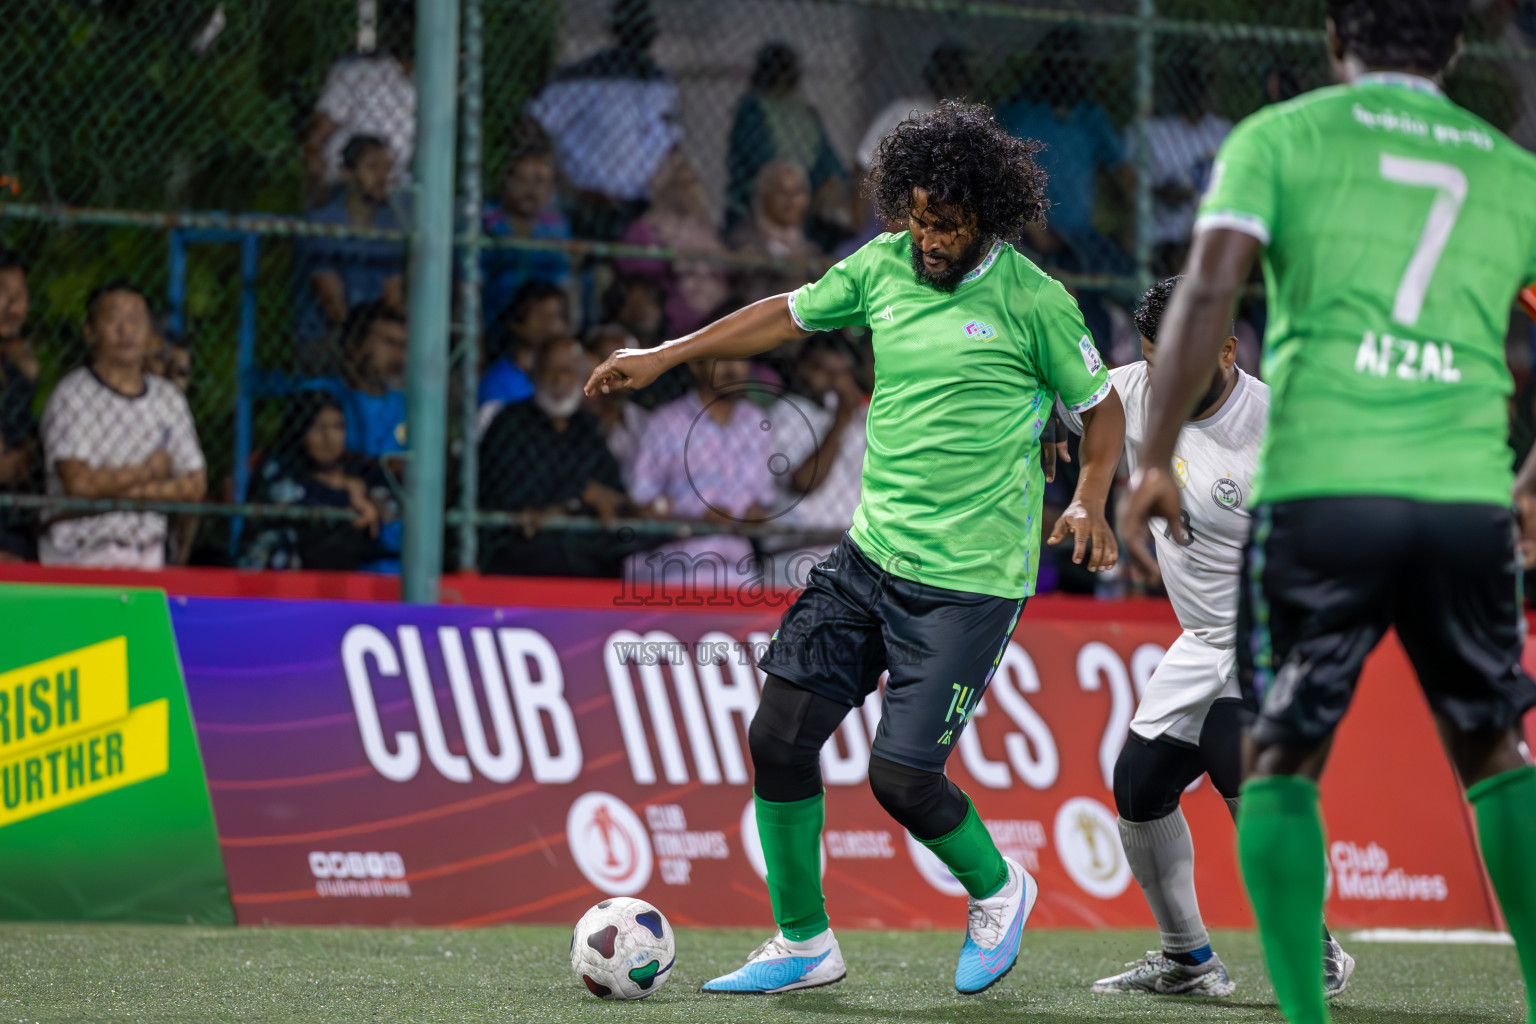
[0, 923, 1525, 1023]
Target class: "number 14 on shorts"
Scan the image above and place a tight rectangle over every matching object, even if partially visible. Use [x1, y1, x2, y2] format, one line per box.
[938, 684, 978, 745]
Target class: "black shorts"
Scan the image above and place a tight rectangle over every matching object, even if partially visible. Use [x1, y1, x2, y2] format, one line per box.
[1237, 497, 1536, 747]
[757, 534, 1024, 773]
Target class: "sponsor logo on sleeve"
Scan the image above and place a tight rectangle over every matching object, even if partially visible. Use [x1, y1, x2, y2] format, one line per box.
[1078, 335, 1103, 375]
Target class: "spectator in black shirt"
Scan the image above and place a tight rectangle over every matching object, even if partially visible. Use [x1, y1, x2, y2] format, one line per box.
[0, 351, 35, 560]
[479, 338, 630, 575]
[242, 392, 385, 571]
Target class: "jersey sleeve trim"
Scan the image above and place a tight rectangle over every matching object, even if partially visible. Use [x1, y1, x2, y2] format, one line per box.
[1066, 376, 1113, 415]
[1195, 210, 1271, 246]
[786, 288, 837, 332]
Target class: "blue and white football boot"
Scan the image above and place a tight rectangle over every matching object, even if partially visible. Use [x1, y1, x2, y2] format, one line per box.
[954, 856, 1038, 994]
[700, 929, 846, 994]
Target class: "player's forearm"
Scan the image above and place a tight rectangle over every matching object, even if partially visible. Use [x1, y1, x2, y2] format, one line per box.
[1141, 229, 1258, 468]
[649, 295, 809, 371]
[1073, 389, 1125, 508]
[126, 471, 207, 503]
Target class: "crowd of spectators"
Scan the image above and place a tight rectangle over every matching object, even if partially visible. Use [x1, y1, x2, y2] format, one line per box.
[0, 0, 1305, 592]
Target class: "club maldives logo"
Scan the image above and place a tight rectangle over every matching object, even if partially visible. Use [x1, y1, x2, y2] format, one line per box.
[964, 320, 997, 342]
[1053, 797, 1131, 899]
[0, 636, 169, 828]
[567, 792, 653, 896]
[1078, 335, 1103, 375]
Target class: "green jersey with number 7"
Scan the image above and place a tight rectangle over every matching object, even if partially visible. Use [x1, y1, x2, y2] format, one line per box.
[1197, 71, 1536, 506]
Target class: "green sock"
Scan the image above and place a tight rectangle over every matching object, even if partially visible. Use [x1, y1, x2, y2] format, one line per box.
[1237, 775, 1330, 1024]
[1468, 766, 1536, 1024]
[755, 792, 828, 941]
[918, 796, 1008, 899]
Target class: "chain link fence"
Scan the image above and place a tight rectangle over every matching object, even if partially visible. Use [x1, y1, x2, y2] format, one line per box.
[2, 0, 1535, 588]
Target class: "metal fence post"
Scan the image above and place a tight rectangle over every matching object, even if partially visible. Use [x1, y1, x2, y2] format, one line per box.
[1133, 0, 1156, 294]
[402, 0, 461, 604]
[456, 0, 483, 574]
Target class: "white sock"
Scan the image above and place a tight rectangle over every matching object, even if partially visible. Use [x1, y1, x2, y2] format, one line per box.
[1118, 809, 1211, 955]
[782, 928, 832, 953]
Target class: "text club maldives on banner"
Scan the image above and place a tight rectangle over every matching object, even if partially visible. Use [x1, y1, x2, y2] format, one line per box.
[171, 594, 1496, 930]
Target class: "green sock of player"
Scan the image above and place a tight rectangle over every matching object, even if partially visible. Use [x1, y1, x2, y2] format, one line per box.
[917, 796, 1008, 899]
[1237, 775, 1329, 1024]
[1468, 766, 1536, 1024]
[754, 792, 828, 941]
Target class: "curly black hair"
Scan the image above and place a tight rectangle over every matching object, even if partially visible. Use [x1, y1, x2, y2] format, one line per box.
[1328, 0, 1467, 74]
[866, 100, 1049, 241]
[1134, 275, 1181, 343]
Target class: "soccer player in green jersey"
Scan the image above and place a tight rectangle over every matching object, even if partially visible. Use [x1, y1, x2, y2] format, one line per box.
[1125, 3, 1536, 1022]
[586, 102, 1125, 994]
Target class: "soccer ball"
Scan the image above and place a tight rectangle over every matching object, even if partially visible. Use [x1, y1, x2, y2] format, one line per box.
[569, 897, 675, 1000]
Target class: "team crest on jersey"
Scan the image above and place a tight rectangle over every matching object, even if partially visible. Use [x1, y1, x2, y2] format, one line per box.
[964, 320, 996, 342]
[1173, 456, 1189, 489]
[1212, 477, 1243, 511]
[1078, 335, 1102, 375]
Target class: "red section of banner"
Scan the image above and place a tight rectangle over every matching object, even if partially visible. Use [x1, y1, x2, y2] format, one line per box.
[168, 591, 1518, 932]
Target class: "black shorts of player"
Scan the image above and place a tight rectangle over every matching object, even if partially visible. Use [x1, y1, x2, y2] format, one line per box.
[1236, 497, 1536, 748]
[757, 534, 1024, 773]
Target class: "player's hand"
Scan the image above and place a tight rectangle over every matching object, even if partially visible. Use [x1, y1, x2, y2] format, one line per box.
[585, 347, 667, 396]
[1047, 499, 1118, 572]
[1515, 483, 1536, 569]
[1042, 440, 1070, 483]
[1125, 465, 1186, 551]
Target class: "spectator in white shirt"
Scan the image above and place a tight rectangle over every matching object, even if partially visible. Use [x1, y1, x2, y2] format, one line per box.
[1129, 58, 1232, 274]
[526, 0, 681, 240]
[303, 6, 417, 205]
[40, 283, 207, 569]
[626, 358, 778, 593]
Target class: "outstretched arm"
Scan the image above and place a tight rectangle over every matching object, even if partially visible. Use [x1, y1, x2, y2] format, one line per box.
[585, 294, 811, 396]
[1047, 388, 1125, 572]
[1123, 228, 1260, 543]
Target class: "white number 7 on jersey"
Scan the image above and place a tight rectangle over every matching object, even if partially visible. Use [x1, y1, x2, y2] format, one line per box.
[1379, 154, 1468, 328]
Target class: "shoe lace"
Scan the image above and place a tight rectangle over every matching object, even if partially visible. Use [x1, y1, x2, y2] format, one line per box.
[966, 896, 1008, 947]
[1121, 951, 1169, 976]
[748, 933, 794, 963]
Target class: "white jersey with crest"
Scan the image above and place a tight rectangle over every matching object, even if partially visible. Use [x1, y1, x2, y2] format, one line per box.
[1064, 361, 1268, 647]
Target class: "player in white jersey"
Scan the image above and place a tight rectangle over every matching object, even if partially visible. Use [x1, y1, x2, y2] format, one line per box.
[1061, 278, 1352, 998]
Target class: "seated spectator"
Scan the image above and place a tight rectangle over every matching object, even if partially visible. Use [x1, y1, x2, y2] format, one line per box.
[307, 301, 408, 459]
[0, 303, 36, 562]
[479, 338, 630, 576]
[725, 41, 849, 245]
[40, 282, 206, 569]
[583, 324, 650, 490]
[143, 324, 198, 563]
[0, 249, 36, 382]
[479, 279, 571, 435]
[618, 150, 729, 336]
[997, 27, 1132, 275]
[627, 358, 779, 592]
[481, 144, 572, 333]
[728, 159, 821, 304]
[303, 2, 416, 204]
[298, 135, 409, 370]
[242, 392, 388, 571]
[526, 0, 681, 240]
[760, 333, 868, 588]
[1133, 56, 1232, 275]
[597, 276, 692, 409]
[144, 328, 193, 392]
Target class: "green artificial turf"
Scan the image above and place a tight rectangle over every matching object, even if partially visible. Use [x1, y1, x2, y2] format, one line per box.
[0, 924, 1524, 1023]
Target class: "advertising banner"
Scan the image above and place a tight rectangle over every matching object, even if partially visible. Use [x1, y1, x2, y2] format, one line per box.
[0, 585, 232, 923]
[174, 594, 1498, 931]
